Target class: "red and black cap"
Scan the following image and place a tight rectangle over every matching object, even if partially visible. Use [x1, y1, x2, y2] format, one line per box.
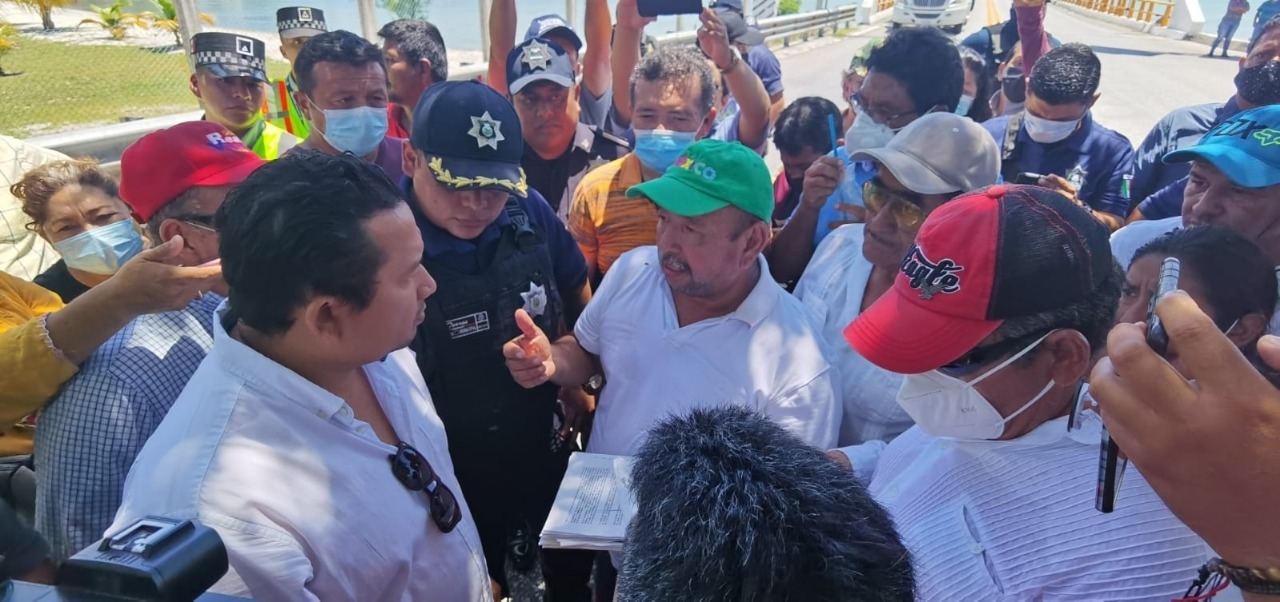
[844, 184, 1113, 374]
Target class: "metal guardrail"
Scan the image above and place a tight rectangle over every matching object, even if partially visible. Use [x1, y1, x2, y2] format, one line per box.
[26, 4, 866, 164]
[1060, 0, 1173, 26]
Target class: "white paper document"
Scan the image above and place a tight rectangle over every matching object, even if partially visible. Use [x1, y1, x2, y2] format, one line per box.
[539, 452, 636, 551]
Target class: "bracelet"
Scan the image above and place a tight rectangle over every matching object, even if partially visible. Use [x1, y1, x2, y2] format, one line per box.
[1209, 557, 1280, 595]
[717, 47, 741, 74]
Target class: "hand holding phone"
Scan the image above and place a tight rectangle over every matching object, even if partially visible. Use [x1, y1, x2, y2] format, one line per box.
[638, 0, 703, 16]
[1013, 172, 1044, 186]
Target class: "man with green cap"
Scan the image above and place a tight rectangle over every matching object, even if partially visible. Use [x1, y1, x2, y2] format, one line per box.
[504, 137, 839, 459]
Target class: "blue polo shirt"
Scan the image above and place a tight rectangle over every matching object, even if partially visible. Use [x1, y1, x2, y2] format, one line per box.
[403, 179, 588, 294]
[983, 112, 1136, 218]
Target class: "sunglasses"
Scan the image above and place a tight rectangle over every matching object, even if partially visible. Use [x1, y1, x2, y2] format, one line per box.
[937, 329, 1054, 379]
[389, 441, 462, 533]
[176, 214, 217, 232]
[863, 179, 927, 232]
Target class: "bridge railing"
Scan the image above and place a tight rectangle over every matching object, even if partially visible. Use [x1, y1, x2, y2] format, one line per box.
[27, 3, 867, 163]
[1058, 0, 1174, 27]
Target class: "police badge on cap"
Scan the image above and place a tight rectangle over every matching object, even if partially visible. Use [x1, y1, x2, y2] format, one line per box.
[191, 32, 268, 82]
[276, 6, 327, 39]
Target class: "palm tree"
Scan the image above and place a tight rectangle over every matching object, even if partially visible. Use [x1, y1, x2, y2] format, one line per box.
[148, 0, 214, 46]
[0, 19, 20, 75]
[10, 0, 81, 31]
[76, 0, 152, 40]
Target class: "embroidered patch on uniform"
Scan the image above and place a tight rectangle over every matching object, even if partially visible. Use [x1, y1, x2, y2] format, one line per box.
[446, 311, 490, 339]
[235, 36, 255, 56]
[298, 7, 312, 21]
[468, 112, 504, 150]
[521, 282, 548, 317]
[520, 40, 553, 71]
[1066, 165, 1087, 190]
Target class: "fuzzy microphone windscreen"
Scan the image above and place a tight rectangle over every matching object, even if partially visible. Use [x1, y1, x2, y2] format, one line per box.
[616, 406, 916, 602]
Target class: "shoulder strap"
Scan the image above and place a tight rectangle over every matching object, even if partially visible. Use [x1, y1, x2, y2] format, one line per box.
[503, 197, 539, 251]
[1000, 112, 1026, 182]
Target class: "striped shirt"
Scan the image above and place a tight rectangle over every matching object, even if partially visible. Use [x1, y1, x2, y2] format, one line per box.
[869, 414, 1208, 600]
[34, 293, 221, 560]
[567, 153, 653, 281]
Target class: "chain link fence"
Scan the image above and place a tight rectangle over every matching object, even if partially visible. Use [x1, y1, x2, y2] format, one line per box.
[0, 0, 848, 139]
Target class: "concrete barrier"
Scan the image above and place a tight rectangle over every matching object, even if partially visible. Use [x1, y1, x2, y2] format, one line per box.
[1053, 0, 1204, 40]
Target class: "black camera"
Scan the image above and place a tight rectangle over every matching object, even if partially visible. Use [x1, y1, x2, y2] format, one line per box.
[4, 516, 245, 602]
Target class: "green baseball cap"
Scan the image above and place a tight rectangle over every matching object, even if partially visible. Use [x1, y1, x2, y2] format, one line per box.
[626, 139, 773, 223]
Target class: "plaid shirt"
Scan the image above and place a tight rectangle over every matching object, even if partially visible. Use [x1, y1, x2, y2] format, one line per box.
[33, 293, 221, 560]
[0, 136, 65, 280]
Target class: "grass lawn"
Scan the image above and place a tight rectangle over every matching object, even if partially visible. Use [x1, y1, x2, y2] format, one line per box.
[0, 37, 291, 139]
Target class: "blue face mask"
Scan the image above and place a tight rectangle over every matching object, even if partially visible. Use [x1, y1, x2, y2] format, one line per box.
[51, 218, 144, 276]
[314, 103, 388, 157]
[633, 129, 698, 173]
[955, 94, 975, 117]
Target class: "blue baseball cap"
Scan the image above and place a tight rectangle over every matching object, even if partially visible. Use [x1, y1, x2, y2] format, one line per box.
[507, 38, 576, 95]
[1164, 105, 1280, 188]
[525, 14, 583, 51]
[410, 81, 527, 197]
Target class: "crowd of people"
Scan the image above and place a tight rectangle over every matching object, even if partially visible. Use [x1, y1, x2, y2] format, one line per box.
[3, 0, 1280, 600]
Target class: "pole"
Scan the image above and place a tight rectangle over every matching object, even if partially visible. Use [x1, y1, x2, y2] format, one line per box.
[173, 0, 203, 74]
[743, 0, 755, 20]
[357, 0, 379, 43]
[565, 0, 576, 27]
[479, 0, 492, 61]
[676, 14, 685, 31]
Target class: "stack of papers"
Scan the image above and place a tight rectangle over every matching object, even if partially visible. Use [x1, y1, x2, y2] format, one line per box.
[540, 452, 636, 551]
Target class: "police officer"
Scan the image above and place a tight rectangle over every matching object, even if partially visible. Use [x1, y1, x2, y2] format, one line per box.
[507, 37, 628, 223]
[401, 81, 592, 601]
[265, 6, 327, 139]
[189, 32, 297, 160]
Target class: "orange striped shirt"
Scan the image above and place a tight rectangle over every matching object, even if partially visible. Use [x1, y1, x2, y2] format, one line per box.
[568, 154, 657, 280]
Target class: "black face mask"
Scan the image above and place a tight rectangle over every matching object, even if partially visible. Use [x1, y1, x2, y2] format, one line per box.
[1002, 67, 1027, 104]
[1236, 61, 1280, 105]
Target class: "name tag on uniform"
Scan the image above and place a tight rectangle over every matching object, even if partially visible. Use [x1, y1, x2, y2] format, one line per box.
[446, 311, 490, 339]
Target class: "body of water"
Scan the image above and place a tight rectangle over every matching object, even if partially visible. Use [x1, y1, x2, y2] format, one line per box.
[78, 0, 857, 51]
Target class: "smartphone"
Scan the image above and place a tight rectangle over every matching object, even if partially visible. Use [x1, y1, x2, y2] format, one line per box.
[638, 0, 704, 16]
[1014, 172, 1044, 186]
[1098, 257, 1180, 513]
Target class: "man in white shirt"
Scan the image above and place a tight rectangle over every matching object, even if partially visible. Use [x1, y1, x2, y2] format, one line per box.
[109, 151, 492, 601]
[794, 112, 1000, 451]
[843, 184, 1207, 599]
[1112, 105, 1280, 334]
[504, 138, 840, 457]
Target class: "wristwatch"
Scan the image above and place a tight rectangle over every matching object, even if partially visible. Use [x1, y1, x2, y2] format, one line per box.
[1209, 557, 1280, 595]
[583, 374, 605, 396]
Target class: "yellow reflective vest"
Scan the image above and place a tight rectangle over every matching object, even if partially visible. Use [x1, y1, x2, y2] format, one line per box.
[263, 73, 312, 140]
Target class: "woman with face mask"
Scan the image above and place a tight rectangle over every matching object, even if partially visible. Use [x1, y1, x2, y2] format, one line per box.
[13, 160, 144, 303]
[1115, 225, 1279, 384]
[958, 46, 995, 123]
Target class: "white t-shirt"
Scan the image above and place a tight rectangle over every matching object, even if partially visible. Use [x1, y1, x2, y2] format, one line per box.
[1110, 217, 1280, 335]
[109, 303, 492, 602]
[793, 224, 914, 447]
[869, 414, 1208, 600]
[576, 246, 841, 456]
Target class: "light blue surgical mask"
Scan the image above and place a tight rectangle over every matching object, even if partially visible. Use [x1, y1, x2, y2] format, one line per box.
[51, 218, 144, 276]
[313, 102, 388, 156]
[955, 94, 975, 117]
[633, 129, 697, 172]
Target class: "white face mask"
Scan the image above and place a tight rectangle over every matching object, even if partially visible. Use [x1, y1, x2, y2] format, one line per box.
[896, 332, 1055, 440]
[1023, 113, 1081, 144]
[844, 110, 899, 155]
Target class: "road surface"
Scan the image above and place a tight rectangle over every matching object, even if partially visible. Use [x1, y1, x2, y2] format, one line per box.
[765, 0, 1237, 172]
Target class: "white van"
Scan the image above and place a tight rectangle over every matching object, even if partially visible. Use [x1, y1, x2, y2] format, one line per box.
[891, 0, 975, 34]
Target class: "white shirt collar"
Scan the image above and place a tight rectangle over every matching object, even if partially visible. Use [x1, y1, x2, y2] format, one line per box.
[719, 255, 779, 328]
[210, 299, 349, 420]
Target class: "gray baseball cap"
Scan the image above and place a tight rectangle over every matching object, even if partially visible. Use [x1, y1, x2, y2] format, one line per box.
[851, 112, 1000, 195]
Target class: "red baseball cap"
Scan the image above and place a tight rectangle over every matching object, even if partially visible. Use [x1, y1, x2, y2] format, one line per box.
[119, 121, 265, 222]
[843, 185, 1114, 375]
